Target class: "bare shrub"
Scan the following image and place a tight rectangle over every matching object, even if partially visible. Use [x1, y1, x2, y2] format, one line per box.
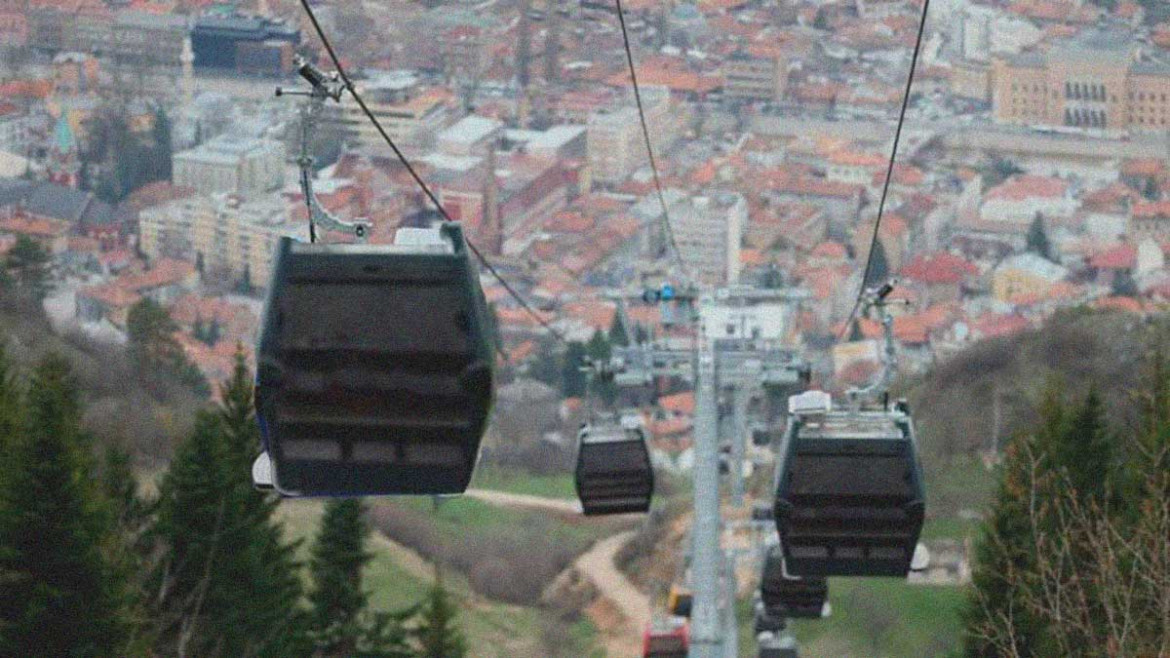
[367, 503, 591, 606]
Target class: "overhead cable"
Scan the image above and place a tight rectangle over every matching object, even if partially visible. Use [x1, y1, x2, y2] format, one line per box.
[613, 0, 692, 282]
[296, 0, 567, 343]
[839, 0, 932, 341]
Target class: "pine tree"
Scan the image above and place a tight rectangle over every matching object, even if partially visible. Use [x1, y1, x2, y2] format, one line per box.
[310, 499, 371, 656]
[962, 433, 1048, 658]
[1111, 269, 1139, 298]
[1026, 214, 1053, 262]
[608, 313, 629, 347]
[308, 499, 411, 658]
[216, 350, 306, 657]
[863, 239, 889, 289]
[151, 354, 306, 657]
[126, 298, 209, 397]
[561, 342, 588, 398]
[151, 106, 173, 183]
[100, 444, 155, 656]
[415, 573, 466, 658]
[1049, 389, 1117, 506]
[4, 234, 52, 304]
[0, 354, 128, 658]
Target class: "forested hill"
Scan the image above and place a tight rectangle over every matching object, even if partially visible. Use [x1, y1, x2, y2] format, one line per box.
[0, 293, 203, 462]
[906, 308, 1162, 463]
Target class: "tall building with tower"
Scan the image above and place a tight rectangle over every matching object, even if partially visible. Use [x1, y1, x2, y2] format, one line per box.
[992, 29, 1170, 131]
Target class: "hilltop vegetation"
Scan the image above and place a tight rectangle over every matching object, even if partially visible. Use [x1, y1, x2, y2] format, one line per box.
[909, 308, 1156, 465]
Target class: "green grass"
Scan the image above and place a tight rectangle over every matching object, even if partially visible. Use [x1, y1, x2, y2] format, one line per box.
[278, 499, 604, 658]
[920, 516, 981, 542]
[470, 466, 577, 499]
[924, 455, 996, 519]
[390, 495, 618, 546]
[789, 578, 966, 657]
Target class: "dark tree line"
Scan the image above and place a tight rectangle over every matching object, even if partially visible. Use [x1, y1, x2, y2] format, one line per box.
[80, 105, 173, 204]
[0, 345, 467, 657]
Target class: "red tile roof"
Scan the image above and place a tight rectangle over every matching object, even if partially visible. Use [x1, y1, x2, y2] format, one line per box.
[901, 252, 978, 284]
[985, 175, 1068, 202]
[1089, 243, 1137, 270]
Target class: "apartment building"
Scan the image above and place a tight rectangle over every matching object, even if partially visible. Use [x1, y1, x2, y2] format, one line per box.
[139, 194, 299, 288]
[723, 51, 788, 105]
[325, 72, 452, 152]
[586, 86, 674, 186]
[670, 193, 747, 286]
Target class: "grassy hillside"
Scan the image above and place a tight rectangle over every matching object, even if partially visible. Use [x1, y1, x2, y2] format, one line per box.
[278, 500, 603, 658]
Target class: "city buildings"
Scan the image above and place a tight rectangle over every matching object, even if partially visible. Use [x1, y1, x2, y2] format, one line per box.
[191, 12, 299, 76]
[992, 29, 1170, 131]
[138, 193, 299, 288]
[722, 51, 788, 105]
[325, 72, 453, 152]
[670, 193, 747, 286]
[586, 86, 674, 187]
[173, 135, 285, 198]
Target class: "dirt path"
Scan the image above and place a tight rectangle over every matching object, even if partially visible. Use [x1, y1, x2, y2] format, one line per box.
[469, 489, 653, 657]
[576, 530, 652, 657]
[464, 488, 583, 514]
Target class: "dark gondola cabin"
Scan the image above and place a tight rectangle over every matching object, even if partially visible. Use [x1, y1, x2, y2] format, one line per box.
[254, 224, 495, 496]
[760, 546, 828, 619]
[575, 414, 654, 515]
[752, 595, 786, 634]
[774, 391, 925, 577]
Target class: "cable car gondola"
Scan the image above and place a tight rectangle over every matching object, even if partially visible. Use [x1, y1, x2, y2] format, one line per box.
[773, 391, 925, 577]
[757, 633, 798, 658]
[760, 546, 828, 619]
[643, 619, 689, 658]
[752, 593, 786, 634]
[667, 585, 693, 618]
[575, 414, 654, 515]
[254, 224, 495, 496]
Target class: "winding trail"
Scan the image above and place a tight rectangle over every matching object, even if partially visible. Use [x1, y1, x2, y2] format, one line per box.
[464, 488, 583, 514]
[466, 489, 653, 657]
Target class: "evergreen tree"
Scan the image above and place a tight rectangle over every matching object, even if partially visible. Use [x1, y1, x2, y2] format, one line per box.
[962, 433, 1048, 658]
[987, 157, 1023, 186]
[634, 323, 650, 345]
[151, 355, 306, 657]
[100, 444, 155, 656]
[561, 341, 588, 398]
[585, 330, 616, 405]
[126, 298, 209, 397]
[1026, 214, 1053, 262]
[310, 499, 371, 656]
[414, 574, 466, 658]
[4, 234, 52, 304]
[307, 499, 412, 658]
[0, 354, 128, 657]
[216, 350, 307, 656]
[608, 313, 629, 347]
[0, 345, 20, 454]
[151, 106, 173, 183]
[1111, 269, 1139, 298]
[863, 239, 889, 289]
[1049, 389, 1117, 506]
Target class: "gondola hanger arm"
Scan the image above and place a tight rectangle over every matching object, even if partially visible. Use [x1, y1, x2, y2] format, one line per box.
[278, 56, 371, 244]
